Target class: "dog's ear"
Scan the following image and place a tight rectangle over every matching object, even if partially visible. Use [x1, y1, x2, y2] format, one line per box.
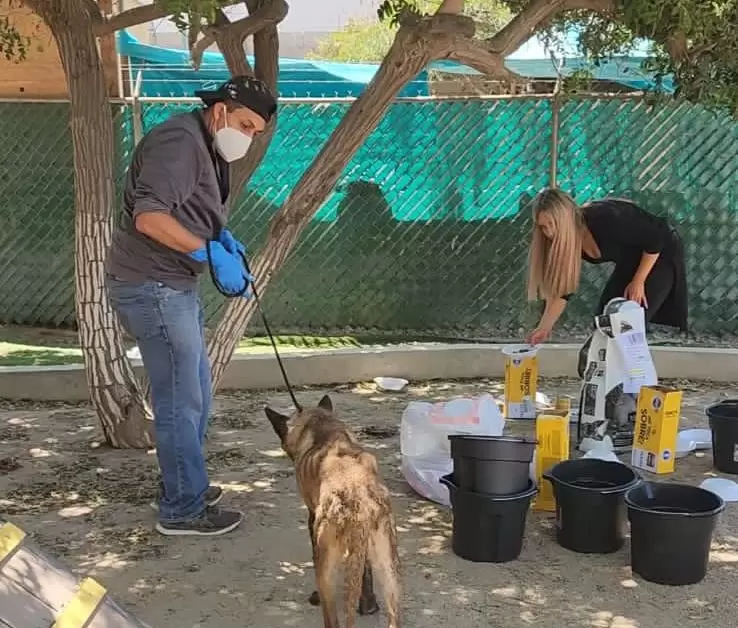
[317, 394, 333, 413]
[264, 406, 290, 442]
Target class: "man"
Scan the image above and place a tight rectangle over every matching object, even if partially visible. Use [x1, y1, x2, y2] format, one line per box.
[105, 76, 277, 536]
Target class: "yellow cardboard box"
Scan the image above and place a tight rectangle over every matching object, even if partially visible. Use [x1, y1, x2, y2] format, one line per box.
[534, 397, 571, 511]
[503, 345, 539, 420]
[631, 385, 683, 474]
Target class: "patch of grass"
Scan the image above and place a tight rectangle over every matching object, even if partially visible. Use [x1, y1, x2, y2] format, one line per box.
[235, 335, 361, 353]
[0, 343, 83, 367]
[0, 335, 365, 367]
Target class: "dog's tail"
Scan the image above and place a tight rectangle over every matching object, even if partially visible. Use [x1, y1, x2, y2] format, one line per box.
[368, 515, 402, 628]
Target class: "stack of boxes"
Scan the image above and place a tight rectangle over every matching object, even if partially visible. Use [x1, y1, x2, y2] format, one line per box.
[501, 347, 684, 515]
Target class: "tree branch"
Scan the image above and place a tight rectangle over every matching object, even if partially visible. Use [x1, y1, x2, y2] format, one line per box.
[94, 0, 243, 38]
[190, 7, 234, 69]
[94, 1, 169, 36]
[485, 0, 617, 58]
[190, 0, 288, 69]
[438, 0, 617, 81]
[665, 32, 688, 62]
[446, 35, 523, 81]
[82, 0, 104, 24]
[436, 0, 464, 14]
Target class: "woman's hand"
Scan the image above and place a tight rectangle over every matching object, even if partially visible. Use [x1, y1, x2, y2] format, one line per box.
[527, 327, 551, 345]
[624, 280, 648, 308]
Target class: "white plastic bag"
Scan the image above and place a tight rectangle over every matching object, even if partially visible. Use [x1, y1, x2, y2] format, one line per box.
[400, 394, 505, 507]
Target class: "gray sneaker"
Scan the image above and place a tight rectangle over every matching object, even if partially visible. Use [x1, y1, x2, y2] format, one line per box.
[155, 507, 243, 537]
[150, 484, 223, 512]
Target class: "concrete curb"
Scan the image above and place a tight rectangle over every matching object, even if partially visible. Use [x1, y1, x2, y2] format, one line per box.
[0, 343, 735, 402]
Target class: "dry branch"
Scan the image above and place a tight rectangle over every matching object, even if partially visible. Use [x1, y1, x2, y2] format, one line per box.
[485, 0, 617, 57]
[93, 0, 243, 37]
[446, 34, 522, 80]
[190, 0, 288, 69]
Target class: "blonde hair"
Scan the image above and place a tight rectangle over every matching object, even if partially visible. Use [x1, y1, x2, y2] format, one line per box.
[526, 188, 583, 301]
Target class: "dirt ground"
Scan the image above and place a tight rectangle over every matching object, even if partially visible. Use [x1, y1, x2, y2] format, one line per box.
[1, 378, 737, 628]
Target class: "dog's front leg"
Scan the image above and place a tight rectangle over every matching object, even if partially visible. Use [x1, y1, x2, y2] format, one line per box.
[307, 510, 321, 607]
[358, 563, 380, 616]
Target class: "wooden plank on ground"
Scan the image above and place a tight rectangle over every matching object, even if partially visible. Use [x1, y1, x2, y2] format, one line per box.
[88, 598, 153, 628]
[2, 544, 80, 612]
[0, 573, 57, 628]
[0, 523, 25, 565]
[53, 577, 107, 628]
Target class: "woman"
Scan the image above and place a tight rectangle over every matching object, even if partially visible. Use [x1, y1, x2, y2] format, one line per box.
[526, 188, 688, 344]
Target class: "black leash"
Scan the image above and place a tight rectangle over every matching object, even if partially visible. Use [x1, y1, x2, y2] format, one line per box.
[205, 241, 303, 412]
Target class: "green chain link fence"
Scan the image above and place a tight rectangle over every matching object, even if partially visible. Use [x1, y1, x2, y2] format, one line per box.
[0, 95, 736, 339]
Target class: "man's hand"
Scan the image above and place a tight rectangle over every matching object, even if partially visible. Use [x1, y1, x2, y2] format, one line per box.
[624, 280, 648, 308]
[219, 229, 247, 257]
[190, 241, 252, 295]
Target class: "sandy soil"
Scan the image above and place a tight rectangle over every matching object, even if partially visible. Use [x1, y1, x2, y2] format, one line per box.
[1, 378, 737, 628]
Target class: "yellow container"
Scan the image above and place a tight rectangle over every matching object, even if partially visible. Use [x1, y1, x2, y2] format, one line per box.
[502, 344, 539, 419]
[631, 385, 683, 474]
[534, 397, 571, 511]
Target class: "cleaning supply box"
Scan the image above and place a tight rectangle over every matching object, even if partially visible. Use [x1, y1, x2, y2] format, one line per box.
[502, 344, 539, 420]
[631, 386, 683, 474]
[534, 398, 571, 511]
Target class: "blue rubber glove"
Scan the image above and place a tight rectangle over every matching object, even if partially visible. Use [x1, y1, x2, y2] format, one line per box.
[189, 241, 252, 295]
[219, 228, 247, 257]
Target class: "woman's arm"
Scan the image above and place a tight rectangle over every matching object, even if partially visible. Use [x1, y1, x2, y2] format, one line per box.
[540, 297, 568, 330]
[624, 251, 660, 306]
[633, 252, 659, 284]
[597, 199, 670, 306]
[527, 297, 568, 344]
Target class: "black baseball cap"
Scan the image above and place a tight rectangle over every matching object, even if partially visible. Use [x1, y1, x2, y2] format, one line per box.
[195, 75, 277, 123]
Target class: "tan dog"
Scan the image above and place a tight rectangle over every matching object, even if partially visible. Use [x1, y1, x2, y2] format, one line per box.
[265, 395, 401, 628]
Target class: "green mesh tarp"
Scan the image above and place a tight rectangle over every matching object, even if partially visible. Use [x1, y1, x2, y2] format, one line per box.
[0, 96, 735, 337]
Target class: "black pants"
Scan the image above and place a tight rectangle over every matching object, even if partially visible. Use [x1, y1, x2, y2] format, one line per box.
[596, 256, 675, 324]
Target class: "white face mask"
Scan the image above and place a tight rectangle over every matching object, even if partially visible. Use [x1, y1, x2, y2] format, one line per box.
[213, 109, 252, 163]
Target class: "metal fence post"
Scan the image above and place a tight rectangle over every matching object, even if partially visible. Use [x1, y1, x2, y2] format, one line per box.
[549, 93, 560, 189]
[131, 70, 143, 146]
[549, 53, 564, 189]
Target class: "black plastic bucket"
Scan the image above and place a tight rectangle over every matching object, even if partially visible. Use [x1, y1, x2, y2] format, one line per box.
[706, 399, 738, 474]
[448, 435, 537, 495]
[626, 482, 726, 586]
[543, 458, 640, 554]
[440, 474, 537, 563]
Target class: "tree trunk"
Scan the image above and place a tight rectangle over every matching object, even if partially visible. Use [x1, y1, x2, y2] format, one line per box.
[39, 0, 153, 448]
[207, 14, 473, 392]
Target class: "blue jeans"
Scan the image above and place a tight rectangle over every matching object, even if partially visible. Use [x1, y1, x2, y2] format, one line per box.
[106, 276, 211, 523]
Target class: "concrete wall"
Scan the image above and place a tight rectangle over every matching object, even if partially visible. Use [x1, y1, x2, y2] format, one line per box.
[0, 7, 67, 98]
[0, 344, 735, 402]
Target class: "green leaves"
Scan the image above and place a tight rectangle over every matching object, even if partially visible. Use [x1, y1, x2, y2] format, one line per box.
[0, 16, 29, 62]
[377, 0, 420, 27]
[158, 0, 232, 33]
[313, 0, 511, 62]
[307, 18, 398, 63]
[509, 0, 738, 115]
